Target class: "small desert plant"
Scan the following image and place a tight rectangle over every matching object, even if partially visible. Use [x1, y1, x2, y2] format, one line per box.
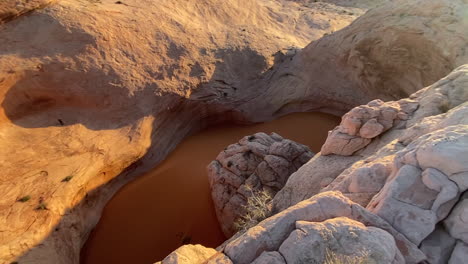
[61, 175, 73, 182]
[324, 249, 371, 264]
[36, 202, 48, 210]
[233, 186, 272, 232]
[18, 195, 31, 203]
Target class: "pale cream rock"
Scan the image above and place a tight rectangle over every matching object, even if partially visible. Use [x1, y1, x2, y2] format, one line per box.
[1, 0, 468, 262]
[223, 192, 424, 264]
[208, 132, 313, 237]
[279, 218, 400, 264]
[158, 244, 218, 264]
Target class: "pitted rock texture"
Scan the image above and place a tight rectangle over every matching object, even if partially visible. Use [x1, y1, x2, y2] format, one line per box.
[367, 125, 468, 245]
[272, 65, 468, 263]
[321, 99, 418, 155]
[207, 132, 313, 237]
[220, 192, 422, 264]
[274, 64, 468, 212]
[278, 217, 399, 264]
[1, 0, 468, 262]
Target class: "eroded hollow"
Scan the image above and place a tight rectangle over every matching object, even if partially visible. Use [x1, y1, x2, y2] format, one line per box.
[80, 112, 340, 264]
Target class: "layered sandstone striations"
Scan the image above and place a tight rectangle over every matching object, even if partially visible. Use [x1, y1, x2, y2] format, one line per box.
[0, 0, 365, 262]
[1, 0, 467, 263]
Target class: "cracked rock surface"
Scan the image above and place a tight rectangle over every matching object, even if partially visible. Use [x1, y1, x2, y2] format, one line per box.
[220, 192, 422, 264]
[271, 65, 468, 263]
[207, 132, 313, 237]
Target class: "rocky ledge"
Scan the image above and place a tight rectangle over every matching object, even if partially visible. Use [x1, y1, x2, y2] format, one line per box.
[208, 132, 314, 237]
[162, 65, 468, 263]
[0, 0, 467, 263]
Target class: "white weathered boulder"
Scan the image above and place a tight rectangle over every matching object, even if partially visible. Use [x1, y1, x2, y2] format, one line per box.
[278, 217, 400, 264]
[208, 132, 313, 237]
[158, 244, 218, 264]
[266, 65, 468, 264]
[321, 99, 417, 156]
[222, 192, 424, 264]
[367, 125, 467, 245]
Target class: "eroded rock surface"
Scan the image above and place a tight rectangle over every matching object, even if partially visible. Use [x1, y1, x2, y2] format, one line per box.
[321, 99, 418, 155]
[174, 66, 468, 264]
[279, 217, 400, 264]
[157, 245, 218, 264]
[367, 126, 467, 245]
[208, 132, 313, 237]
[1, 0, 468, 263]
[221, 192, 422, 264]
[0, 0, 363, 262]
[274, 64, 468, 211]
[272, 65, 468, 263]
[0, 0, 55, 23]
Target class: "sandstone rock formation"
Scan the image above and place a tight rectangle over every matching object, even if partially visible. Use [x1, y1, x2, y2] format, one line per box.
[158, 245, 234, 264]
[444, 192, 468, 245]
[208, 132, 313, 237]
[321, 98, 418, 155]
[278, 217, 399, 264]
[163, 65, 468, 264]
[271, 65, 468, 263]
[244, 0, 468, 120]
[218, 192, 423, 264]
[156, 245, 218, 264]
[1, 0, 467, 263]
[0, 0, 363, 262]
[0, 0, 55, 23]
[274, 64, 468, 210]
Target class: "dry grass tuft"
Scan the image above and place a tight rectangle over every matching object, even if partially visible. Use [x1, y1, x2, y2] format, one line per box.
[233, 186, 272, 232]
[324, 249, 371, 264]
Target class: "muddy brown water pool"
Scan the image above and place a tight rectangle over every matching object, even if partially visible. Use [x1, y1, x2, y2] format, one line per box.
[80, 112, 340, 264]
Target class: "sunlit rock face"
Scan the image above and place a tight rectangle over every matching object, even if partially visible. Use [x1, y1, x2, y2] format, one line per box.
[0, 0, 56, 23]
[0, 0, 366, 263]
[1, 0, 467, 263]
[183, 67, 468, 264]
[269, 65, 468, 263]
[219, 192, 423, 264]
